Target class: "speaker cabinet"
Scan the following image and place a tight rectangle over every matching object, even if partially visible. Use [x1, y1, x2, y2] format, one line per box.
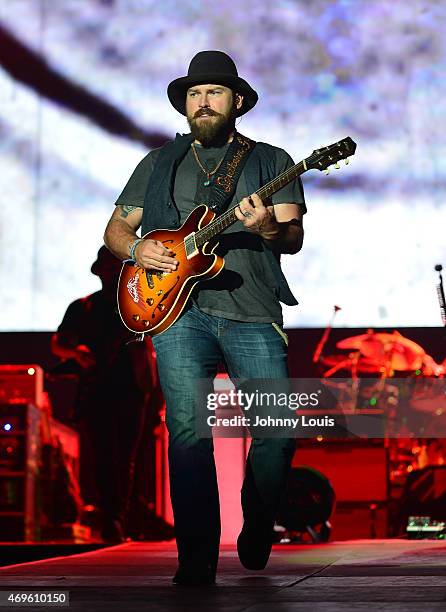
[292, 441, 389, 540]
[0, 403, 41, 541]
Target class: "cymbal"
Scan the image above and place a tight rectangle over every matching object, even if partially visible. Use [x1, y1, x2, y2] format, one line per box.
[336, 331, 425, 371]
[422, 354, 446, 377]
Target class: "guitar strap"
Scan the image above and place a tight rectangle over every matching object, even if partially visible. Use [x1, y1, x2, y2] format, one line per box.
[204, 131, 256, 216]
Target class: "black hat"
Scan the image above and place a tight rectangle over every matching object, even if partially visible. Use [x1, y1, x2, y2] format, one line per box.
[91, 246, 121, 277]
[167, 50, 258, 117]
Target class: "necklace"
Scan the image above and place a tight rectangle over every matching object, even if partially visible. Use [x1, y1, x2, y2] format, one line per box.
[191, 143, 226, 187]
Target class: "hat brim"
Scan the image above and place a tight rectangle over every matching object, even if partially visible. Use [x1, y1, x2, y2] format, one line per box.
[91, 247, 121, 277]
[167, 73, 258, 117]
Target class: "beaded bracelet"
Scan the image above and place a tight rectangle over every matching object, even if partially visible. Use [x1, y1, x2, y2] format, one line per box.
[129, 238, 144, 262]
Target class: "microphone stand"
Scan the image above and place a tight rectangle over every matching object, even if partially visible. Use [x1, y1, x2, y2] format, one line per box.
[313, 305, 341, 364]
[435, 264, 446, 327]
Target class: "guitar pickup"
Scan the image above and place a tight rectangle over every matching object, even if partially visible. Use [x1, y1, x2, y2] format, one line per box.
[184, 232, 198, 259]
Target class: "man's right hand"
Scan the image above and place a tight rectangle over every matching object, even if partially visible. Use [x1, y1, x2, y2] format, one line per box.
[134, 239, 178, 272]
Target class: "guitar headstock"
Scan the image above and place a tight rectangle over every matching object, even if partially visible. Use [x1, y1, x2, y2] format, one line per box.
[305, 136, 357, 173]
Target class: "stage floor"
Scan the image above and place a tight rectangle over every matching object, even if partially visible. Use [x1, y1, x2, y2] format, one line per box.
[1, 540, 446, 610]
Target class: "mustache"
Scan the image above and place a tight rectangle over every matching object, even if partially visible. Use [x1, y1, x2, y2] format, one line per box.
[193, 109, 221, 118]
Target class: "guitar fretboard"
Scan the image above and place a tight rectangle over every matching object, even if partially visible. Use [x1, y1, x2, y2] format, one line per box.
[195, 160, 306, 247]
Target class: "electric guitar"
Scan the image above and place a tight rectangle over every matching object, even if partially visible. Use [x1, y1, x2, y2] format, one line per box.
[117, 136, 357, 336]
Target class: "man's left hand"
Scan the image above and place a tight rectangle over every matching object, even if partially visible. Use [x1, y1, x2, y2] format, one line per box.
[235, 193, 280, 239]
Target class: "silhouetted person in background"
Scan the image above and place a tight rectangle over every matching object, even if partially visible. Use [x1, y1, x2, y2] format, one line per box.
[52, 246, 166, 542]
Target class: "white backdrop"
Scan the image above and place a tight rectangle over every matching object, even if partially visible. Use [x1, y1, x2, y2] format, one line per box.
[0, 0, 445, 330]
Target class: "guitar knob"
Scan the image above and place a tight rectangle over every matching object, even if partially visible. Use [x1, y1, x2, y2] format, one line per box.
[334, 162, 340, 169]
[156, 290, 163, 296]
[158, 304, 166, 311]
[132, 315, 140, 322]
[142, 320, 150, 327]
[324, 168, 330, 175]
[146, 298, 154, 306]
[345, 158, 350, 165]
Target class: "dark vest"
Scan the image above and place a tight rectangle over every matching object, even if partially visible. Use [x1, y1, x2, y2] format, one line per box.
[142, 132, 298, 306]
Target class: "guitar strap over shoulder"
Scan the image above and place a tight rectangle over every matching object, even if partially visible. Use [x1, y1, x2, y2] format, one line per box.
[205, 132, 256, 215]
[141, 131, 256, 235]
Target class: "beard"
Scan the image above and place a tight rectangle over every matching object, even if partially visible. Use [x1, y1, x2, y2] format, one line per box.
[187, 107, 236, 148]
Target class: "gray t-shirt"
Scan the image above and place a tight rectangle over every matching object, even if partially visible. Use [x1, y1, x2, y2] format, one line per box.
[114, 139, 306, 324]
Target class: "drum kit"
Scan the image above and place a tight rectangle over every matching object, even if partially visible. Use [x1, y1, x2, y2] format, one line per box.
[310, 266, 446, 529]
[320, 329, 444, 379]
[315, 325, 446, 479]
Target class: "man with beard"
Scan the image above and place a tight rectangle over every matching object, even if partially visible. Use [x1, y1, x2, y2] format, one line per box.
[104, 51, 306, 584]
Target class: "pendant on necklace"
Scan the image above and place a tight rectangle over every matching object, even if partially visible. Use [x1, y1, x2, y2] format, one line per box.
[203, 179, 211, 187]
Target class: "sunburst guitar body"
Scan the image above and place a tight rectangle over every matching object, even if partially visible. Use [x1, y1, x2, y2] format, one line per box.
[117, 205, 223, 335]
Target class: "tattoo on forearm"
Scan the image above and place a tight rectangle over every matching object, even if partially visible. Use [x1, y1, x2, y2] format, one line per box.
[119, 205, 138, 218]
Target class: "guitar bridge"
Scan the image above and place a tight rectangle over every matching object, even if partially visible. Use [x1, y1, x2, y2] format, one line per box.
[146, 272, 154, 289]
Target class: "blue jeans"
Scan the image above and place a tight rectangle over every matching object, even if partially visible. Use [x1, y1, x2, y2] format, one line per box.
[152, 305, 296, 572]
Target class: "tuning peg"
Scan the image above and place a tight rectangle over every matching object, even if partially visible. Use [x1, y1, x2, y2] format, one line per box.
[345, 158, 350, 165]
[334, 162, 340, 169]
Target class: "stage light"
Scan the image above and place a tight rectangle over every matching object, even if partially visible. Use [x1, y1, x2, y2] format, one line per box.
[27, 367, 35, 375]
[3, 423, 12, 432]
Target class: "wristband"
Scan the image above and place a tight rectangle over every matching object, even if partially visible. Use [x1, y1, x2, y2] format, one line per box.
[129, 238, 144, 262]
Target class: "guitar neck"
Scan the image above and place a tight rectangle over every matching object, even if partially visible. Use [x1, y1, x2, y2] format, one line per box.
[195, 159, 306, 247]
